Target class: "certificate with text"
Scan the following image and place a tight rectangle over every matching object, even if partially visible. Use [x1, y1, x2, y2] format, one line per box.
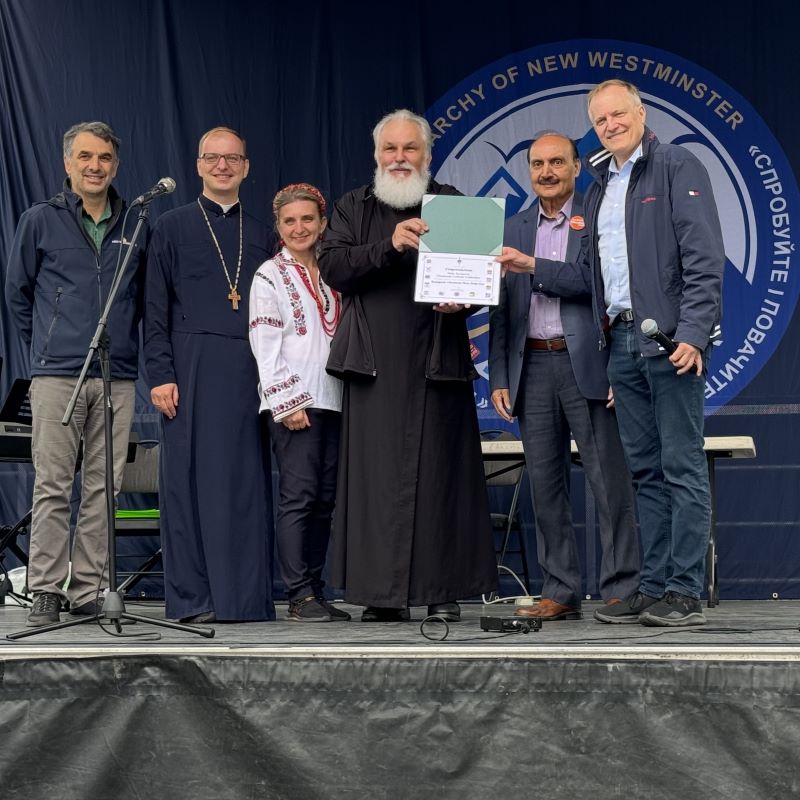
[415, 194, 505, 306]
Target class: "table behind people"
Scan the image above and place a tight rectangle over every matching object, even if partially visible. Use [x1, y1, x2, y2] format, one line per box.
[144, 126, 275, 624]
[4, 121, 144, 627]
[249, 183, 347, 624]
[319, 109, 496, 624]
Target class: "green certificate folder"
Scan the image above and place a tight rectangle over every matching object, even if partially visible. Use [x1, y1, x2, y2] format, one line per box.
[415, 194, 505, 305]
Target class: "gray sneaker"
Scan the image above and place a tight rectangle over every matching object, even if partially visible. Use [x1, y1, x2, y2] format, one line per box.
[27, 592, 62, 627]
[594, 591, 662, 624]
[639, 591, 707, 627]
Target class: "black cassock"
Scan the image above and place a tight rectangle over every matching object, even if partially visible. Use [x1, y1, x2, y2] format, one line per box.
[319, 182, 496, 608]
[144, 196, 275, 621]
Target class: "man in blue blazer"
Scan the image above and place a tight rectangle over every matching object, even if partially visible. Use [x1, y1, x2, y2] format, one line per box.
[489, 131, 640, 621]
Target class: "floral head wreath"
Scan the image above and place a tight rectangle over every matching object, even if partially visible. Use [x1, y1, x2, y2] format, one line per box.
[272, 182, 327, 217]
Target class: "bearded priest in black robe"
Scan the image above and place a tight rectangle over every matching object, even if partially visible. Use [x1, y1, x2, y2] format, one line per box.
[319, 110, 496, 622]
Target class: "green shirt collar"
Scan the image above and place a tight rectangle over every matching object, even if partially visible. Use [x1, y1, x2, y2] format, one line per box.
[81, 200, 112, 250]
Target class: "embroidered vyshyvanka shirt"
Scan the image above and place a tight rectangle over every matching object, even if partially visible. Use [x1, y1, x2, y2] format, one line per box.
[249, 247, 342, 420]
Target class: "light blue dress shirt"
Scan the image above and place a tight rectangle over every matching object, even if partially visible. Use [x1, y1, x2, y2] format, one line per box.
[597, 144, 642, 321]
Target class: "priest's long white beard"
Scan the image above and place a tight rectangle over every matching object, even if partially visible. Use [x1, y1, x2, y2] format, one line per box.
[373, 163, 430, 209]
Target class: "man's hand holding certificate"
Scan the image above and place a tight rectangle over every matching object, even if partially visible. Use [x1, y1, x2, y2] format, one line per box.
[414, 195, 506, 306]
[392, 217, 429, 252]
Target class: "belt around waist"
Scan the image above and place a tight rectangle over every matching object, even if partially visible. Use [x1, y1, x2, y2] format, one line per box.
[612, 309, 635, 326]
[526, 337, 567, 352]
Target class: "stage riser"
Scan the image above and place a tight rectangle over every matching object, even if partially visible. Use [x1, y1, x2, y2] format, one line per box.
[1, 656, 798, 798]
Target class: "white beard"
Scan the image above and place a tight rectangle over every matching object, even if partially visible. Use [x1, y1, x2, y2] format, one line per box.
[373, 164, 430, 209]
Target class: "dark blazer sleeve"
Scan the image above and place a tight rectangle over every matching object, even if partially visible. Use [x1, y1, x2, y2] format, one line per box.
[533, 244, 593, 299]
[531, 197, 593, 299]
[488, 272, 512, 393]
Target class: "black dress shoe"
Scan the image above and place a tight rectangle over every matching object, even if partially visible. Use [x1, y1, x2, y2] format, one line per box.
[361, 606, 410, 622]
[180, 611, 217, 624]
[427, 602, 461, 622]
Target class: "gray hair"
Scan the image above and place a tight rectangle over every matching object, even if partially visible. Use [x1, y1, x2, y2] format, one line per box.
[63, 121, 121, 159]
[372, 109, 432, 159]
[586, 79, 643, 118]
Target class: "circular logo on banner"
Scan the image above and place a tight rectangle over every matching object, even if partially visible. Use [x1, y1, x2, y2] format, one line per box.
[426, 40, 800, 416]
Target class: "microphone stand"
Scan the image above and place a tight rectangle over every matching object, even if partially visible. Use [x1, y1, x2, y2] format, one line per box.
[8, 200, 213, 640]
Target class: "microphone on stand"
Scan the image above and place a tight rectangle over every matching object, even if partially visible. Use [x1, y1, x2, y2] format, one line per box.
[133, 177, 176, 205]
[641, 318, 677, 355]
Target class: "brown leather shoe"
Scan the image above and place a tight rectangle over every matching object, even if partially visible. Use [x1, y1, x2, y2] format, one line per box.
[515, 598, 582, 621]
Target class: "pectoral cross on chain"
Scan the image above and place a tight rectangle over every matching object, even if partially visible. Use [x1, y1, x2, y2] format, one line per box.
[228, 288, 241, 310]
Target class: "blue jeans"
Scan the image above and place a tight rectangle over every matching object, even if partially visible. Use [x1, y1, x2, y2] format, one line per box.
[607, 321, 710, 599]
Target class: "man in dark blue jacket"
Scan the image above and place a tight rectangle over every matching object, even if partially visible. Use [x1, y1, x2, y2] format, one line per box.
[489, 132, 639, 621]
[499, 81, 724, 627]
[5, 121, 145, 626]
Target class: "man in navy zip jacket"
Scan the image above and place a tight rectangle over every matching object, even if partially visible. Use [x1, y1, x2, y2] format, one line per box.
[498, 81, 724, 627]
[5, 121, 145, 627]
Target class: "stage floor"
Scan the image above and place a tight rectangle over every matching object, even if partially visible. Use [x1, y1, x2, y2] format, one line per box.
[2, 598, 799, 660]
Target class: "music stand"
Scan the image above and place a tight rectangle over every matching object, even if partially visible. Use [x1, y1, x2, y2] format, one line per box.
[0, 377, 33, 425]
[0, 378, 33, 599]
[7, 201, 213, 641]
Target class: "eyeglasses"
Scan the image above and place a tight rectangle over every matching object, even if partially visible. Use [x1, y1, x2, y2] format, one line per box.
[199, 153, 246, 165]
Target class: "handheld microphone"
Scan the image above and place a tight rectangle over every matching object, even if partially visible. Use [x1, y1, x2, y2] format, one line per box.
[641, 318, 677, 354]
[134, 177, 176, 205]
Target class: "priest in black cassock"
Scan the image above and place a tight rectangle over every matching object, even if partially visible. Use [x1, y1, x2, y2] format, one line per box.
[144, 127, 274, 623]
[319, 109, 496, 622]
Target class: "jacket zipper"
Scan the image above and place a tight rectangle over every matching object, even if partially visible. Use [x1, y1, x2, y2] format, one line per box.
[42, 287, 63, 357]
[587, 182, 607, 351]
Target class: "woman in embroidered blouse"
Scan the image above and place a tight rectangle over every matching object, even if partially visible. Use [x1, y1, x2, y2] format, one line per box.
[249, 183, 346, 623]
